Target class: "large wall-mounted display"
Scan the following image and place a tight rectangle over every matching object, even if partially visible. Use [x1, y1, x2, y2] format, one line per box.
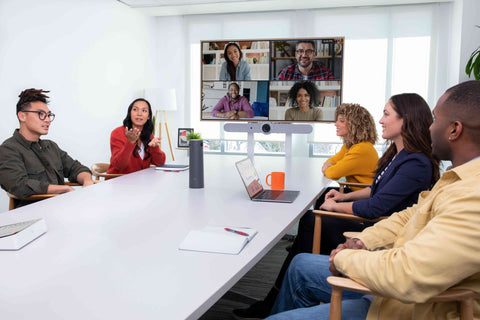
[201, 37, 344, 122]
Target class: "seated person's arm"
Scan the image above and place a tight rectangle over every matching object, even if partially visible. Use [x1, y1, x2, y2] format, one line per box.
[284, 109, 294, 121]
[357, 205, 417, 250]
[320, 187, 371, 214]
[55, 142, 93, 187]
[322, 161, 333, 174]
[351, 157, 431, 219]
[324, 144, 374, 180]
[47, 184, 74, 194]
[239, 98, 254, 118]
[333, 195, 480, 303]
[211, 98, 227, 118]
[109, 128, 136, 171]
[216, 110, 235, 119]
[76, 171, 94, 187]
[322, 146, 346, 174]
[148, 137, 166, 166]
[0, 146, 50, 197]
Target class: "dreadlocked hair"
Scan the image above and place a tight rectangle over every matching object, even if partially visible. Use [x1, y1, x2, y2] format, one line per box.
[16, 88, 50, 113]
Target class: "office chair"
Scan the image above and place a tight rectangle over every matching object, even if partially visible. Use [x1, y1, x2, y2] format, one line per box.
[311, 181, 387, 254]
[91, 163, 124, 181]
[327, 276, 480, 320]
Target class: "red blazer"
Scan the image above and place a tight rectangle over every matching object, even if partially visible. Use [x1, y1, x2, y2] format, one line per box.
[107, 126, 166, 174]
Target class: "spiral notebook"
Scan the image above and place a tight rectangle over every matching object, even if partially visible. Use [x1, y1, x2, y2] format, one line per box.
[179, 226, 257, 255]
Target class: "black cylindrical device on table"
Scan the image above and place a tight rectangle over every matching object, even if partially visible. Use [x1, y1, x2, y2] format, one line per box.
[189, 139, 204, 188]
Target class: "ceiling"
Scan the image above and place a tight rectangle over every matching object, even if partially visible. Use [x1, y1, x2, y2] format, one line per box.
[117, 0, 449, 16]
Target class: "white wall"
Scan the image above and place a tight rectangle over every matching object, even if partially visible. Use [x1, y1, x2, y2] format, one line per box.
[0, 0, 161, 210]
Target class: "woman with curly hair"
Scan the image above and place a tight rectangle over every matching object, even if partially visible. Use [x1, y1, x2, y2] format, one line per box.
[284, 81, 322, 121]
[107, 98, 166, 175]
[322, 103, 378, 189]
[233, 94, 440, 320]
[219, 42, 251, 81]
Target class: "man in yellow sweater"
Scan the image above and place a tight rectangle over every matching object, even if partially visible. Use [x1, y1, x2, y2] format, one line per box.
[266, 80, 480, 320]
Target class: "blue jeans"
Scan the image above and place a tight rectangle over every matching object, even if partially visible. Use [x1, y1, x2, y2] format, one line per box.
[266, 253, 371, 320]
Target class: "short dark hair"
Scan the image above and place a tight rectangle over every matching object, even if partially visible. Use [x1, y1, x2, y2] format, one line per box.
[287, 81, 319, 108]
[444, 80, 480, 146]
[228, 82, 240, 91]
[296, 40, 315, 50]
[16, 88, 50, 114]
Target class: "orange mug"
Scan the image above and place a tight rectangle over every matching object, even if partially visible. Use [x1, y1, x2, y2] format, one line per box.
[266, 172, 285, 190]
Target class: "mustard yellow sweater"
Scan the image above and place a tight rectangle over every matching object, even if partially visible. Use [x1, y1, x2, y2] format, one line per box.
[324, 141, 378, 189]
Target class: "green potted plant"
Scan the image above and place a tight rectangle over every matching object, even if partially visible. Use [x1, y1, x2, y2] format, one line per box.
[274, 41, 291, 57]
[186, 131, 202, 140]
[465, 25, 480, 80]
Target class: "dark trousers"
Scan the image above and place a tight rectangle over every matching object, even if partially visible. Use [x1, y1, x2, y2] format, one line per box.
[273, 187, 373, 290]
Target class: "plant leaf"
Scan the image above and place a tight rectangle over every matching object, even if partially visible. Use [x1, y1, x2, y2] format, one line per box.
[466, 48, 480, 78]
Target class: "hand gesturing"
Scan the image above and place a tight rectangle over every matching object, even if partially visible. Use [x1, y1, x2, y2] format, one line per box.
[148, 137, 162, 148]
[125, 127, 141, 144]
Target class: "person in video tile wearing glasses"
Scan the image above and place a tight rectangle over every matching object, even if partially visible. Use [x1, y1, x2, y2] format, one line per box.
[0, 88, 93, 208]
[277, 40, 334, 80]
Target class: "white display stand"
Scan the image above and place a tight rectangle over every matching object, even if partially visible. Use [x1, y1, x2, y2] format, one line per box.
[224, 122, 313, 160]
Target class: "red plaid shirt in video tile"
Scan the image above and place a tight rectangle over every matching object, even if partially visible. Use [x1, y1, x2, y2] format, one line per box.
[277, 61, 334, 80]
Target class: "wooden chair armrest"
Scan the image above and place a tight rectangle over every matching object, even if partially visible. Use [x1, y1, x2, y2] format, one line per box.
[65, 182, 81, 186]
[328, 276, 480, 301]
[327, 276, 480, 320]
[312, 210, 386, 223]
[338, 181, 370, 191]
[312, 211, 387, 254]
[7, 193, 59, 200]
[327, 276, 374, 295]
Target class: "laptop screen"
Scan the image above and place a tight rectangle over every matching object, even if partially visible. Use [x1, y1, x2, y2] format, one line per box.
[235, 158, 264, 198]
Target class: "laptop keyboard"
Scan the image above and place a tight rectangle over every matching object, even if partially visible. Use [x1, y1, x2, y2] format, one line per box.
[256, 189, 284, 200]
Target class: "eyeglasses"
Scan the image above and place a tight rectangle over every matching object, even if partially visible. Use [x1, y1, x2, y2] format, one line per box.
[21, 110, 55, 121]
[295, 49, 315, 55]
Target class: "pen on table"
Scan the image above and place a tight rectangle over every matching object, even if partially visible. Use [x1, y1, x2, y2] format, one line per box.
[225, 228, 249, 237]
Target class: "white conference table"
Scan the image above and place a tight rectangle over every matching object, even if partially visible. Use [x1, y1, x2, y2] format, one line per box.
[0, 154, 330, 320]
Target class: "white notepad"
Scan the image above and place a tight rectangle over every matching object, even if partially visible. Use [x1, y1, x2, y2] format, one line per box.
[179, 226, 258, 255]
[0, 219, 47, 250]
[155, 164, 189, 171]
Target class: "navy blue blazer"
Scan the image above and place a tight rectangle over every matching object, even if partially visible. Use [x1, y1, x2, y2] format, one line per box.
[352, 149, 432, 219]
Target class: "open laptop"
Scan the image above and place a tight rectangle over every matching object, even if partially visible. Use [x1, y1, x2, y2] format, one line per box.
[235, 158, 299, 203]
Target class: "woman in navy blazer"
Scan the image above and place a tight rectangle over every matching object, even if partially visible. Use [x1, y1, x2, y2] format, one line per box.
[232, 93, 440, 320]
[318, 93, 440, 251]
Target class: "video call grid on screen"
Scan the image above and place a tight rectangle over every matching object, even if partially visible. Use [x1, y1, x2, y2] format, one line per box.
[201, 37, 344, 123]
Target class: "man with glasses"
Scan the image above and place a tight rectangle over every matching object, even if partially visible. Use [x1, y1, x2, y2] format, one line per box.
[0, 88, 93, 208]
[277, 40, 334, 80]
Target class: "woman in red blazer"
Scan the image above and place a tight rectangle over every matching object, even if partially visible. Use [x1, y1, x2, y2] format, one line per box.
[107, 98, 166, 174]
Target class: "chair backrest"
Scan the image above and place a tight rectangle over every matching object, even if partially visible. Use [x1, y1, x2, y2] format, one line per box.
[91, 163, 123, 181]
